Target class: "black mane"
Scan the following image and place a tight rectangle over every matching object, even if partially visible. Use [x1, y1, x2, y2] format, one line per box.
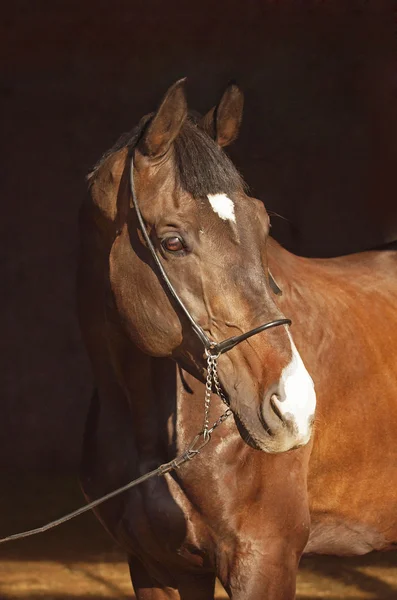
[88, 115, 245, 197]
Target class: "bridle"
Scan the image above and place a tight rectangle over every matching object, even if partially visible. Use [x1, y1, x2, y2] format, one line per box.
[0, 155, 292, 545]
[129, 156, 291, 436]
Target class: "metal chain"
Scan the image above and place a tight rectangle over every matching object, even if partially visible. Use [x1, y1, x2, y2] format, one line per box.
[203, 349, 232, 441]
[203, 351, 216, 440]
[212, 358, 230, 408]
[205, 405, 232, 437]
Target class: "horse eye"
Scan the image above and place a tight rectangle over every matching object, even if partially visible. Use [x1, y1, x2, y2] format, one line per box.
[162, 236, 185, 253]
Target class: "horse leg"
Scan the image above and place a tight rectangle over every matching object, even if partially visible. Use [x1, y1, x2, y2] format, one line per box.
[221, 541, 300, 600]
[128, 557, 216, 600]
[128, 557, 179, 600]
[216, 477, 310, 600]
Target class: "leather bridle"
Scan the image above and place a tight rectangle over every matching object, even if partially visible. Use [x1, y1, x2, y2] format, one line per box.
[129, 156, 291, 358]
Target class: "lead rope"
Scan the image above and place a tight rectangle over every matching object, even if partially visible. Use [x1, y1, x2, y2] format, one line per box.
[0, 355, 231, 545]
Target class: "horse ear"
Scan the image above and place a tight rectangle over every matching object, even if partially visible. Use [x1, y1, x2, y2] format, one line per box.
[139, 79, 188, 158]
[268, 270, 283, 296]
[201, 82, 244, 148]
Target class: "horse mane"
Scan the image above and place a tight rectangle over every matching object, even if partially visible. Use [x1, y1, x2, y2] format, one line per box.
[87, 113, 246, 197]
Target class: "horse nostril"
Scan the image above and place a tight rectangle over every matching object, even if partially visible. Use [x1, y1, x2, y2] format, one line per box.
[260, 387, 284, 435]
[269, 393, 296, 432]
[270, 393, 284, 422]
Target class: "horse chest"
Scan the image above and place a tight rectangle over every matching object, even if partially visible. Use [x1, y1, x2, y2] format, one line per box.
[120, 474, 214, 571]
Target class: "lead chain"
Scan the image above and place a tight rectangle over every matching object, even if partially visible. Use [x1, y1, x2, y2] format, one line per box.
[203, 350, 232, 441]
[212, 358, 230, 408]
[203, 352, 216, 440]
[206, 405, 232, 437]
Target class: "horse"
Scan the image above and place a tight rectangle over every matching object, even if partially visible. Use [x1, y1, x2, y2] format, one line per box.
[77, 79, 397, 599]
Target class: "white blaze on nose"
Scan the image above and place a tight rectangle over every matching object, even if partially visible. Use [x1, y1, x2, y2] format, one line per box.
[273, 332, 316, 442]
[207, 193, 236, 223]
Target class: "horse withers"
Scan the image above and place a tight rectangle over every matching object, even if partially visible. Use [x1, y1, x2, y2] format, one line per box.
[77, 80, 397, 599]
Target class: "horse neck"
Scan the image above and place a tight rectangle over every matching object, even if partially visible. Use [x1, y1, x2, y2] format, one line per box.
[266, 238, 326, 348]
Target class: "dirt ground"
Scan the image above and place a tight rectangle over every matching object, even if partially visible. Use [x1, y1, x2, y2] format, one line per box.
[0, 475, 396, 599]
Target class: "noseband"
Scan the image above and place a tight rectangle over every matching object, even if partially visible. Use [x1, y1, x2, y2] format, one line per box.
[129, 157, 291, 357]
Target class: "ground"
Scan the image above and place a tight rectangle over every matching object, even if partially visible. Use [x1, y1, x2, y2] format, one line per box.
[0, 475, 396, 599]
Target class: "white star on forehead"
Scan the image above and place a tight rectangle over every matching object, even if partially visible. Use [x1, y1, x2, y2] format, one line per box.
[207, 193, 236, 223]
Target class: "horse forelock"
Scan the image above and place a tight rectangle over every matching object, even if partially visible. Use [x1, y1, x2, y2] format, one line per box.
[173, 119, 246, 197]
[87, 114, 246, 200]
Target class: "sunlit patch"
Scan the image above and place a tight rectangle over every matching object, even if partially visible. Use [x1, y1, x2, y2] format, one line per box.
[207, 193, 236, 222]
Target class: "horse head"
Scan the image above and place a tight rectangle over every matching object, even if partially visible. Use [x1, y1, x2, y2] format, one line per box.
[87, 79, 316, 453]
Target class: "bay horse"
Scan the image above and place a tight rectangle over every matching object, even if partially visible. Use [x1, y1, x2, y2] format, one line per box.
[77, 79, 397, 599]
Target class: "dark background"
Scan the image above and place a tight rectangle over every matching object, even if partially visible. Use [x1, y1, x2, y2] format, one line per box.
[2, 0, 397, 471]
